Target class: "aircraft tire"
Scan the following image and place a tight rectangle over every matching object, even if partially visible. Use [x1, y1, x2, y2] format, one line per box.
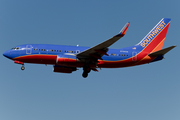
[21, 66, 25, 70]
[82, 72, 88, 78]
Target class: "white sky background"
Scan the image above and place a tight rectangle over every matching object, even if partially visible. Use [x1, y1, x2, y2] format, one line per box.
[0, 0, 180, 120]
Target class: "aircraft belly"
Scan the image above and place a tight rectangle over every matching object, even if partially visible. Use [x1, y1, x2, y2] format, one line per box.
[97, 55, 154, 68]
[13, 54, 57, 64]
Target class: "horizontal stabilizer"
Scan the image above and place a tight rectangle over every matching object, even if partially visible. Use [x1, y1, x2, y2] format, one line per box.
[148, 45, 176, 57]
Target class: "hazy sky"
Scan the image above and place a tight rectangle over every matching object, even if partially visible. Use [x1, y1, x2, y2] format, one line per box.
[0, 0, 180, 120]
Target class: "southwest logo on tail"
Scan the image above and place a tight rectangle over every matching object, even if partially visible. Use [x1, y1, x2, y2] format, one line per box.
[3, 18, 176, 78]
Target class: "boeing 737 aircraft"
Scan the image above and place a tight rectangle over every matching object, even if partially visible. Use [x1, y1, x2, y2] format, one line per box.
[3, 18, 176, 78]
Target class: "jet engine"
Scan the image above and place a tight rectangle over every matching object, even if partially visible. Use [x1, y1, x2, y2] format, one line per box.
[53, 65, 77, 73]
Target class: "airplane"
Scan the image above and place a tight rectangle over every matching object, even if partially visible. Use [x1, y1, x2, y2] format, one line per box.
[3, 18, 176, 78]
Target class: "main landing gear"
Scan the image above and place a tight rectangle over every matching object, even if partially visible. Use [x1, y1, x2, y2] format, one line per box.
[82, 71, 88, 78]
[82, 66, 91, 78]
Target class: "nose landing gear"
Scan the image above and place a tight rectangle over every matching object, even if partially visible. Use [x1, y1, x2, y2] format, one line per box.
[14, 60, 25, 71]
[21, 65, 25, 70]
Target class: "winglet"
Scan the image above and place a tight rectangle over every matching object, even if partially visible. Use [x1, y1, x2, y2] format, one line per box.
[115, 22, 130, 37]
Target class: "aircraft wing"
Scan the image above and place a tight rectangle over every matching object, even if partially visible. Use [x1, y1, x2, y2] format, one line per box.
[77, 22, 130, 59]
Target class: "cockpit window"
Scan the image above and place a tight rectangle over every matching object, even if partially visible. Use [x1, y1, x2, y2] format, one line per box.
[12, 47, 20, 50]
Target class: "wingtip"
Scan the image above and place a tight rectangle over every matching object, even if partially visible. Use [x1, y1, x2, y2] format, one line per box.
[115, 22, 130, 37]
[122, 22, 130, 34]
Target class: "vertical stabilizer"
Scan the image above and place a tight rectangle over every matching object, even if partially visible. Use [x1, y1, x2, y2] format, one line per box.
[137, 18, 171, 53]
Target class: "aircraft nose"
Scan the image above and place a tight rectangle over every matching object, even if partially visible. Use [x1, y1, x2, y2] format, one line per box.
[3, 51, 11, 59]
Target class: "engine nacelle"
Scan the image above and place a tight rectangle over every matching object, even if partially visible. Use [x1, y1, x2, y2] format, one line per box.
[53, 65, 77, 73]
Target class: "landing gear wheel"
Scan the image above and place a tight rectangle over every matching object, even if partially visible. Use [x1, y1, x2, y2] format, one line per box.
[82, 72, 88, 78]
[82, 64, 91, 78]
[21, 66, 25, 70]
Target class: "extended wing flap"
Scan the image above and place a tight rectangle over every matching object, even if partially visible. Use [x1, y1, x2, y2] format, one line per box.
[77, 22, 130, 58]
[148, 45, 176, 57]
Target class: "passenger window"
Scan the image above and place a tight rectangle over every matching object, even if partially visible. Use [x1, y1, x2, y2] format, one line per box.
[44, 49, 46, 51]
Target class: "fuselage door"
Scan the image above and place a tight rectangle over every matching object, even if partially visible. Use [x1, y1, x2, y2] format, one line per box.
[132, 52, 137, 61]
[26, 45, 32, 54]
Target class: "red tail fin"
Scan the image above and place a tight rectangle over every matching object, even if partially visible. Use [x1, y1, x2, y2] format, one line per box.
[137, 18, 171, 53]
